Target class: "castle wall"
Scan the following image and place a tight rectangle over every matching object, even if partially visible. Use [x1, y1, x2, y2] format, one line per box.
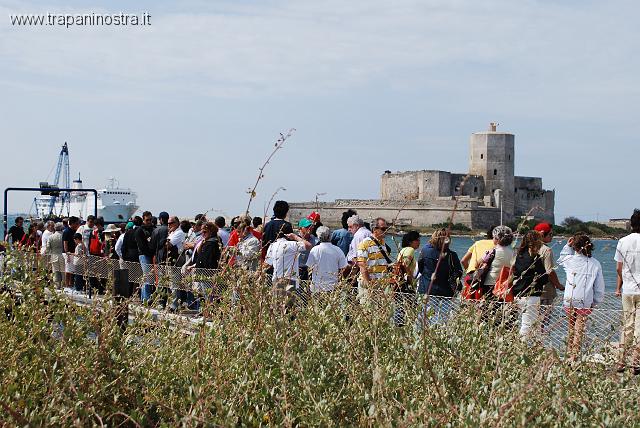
[422, 171, 451, 198]
[380, 170, 459, 200]
[450, 173, 485, 198]
[514, 188, 555, 223]
[514, 176, 543, 191]
[513, 175, 554, 222]
[380, 171, 420, 200]
[289, 199, 500, 230]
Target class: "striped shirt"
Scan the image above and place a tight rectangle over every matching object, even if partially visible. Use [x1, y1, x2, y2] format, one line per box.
[356, 237, 389, 280]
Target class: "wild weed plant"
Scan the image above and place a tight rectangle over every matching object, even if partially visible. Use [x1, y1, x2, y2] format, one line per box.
[0, 248, 638, 427]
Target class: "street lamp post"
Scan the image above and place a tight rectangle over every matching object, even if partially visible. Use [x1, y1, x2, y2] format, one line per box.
[494, 189, 503, 226]
[315, 192, 327, 210]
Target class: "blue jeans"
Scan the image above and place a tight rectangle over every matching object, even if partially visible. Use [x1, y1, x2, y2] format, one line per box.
[74, 273, 85, 292]
[415, 295, 454, 330]
[139, 255, 153, 302]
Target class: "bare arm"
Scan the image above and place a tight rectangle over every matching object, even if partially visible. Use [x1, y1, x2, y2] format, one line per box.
[461, 251, 472, 270]
[616, 261, 623, 296]
[358, 260, 370, 283]
[549, 270, 564, 291]
[286, 233, 312, 250]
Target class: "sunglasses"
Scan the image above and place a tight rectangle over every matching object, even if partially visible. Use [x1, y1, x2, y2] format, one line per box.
[375, 226, 388, 232]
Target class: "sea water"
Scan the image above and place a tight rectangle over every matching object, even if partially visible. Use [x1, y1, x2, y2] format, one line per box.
[385, 236, 621, 293]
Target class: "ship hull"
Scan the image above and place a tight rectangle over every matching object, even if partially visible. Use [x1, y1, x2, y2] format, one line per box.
[35, 196, 138, 223]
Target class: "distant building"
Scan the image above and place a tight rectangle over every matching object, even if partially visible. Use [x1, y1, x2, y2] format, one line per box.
[290, 124, 555, 229]
[608, 219, 631, 231]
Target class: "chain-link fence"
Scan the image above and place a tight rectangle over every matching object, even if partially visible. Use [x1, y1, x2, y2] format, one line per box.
[2, 249, 627, 359]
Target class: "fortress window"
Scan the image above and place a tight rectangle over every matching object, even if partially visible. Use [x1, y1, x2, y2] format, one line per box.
[473, 186, 478, 193]
[480, 154, 484, 159]
[508, 155, 511, 160]
[493, 169, 497, 176]
[515, 188, 518, 193]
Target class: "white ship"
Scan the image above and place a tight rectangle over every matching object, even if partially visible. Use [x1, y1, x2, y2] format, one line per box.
[34, 144, 139, 223]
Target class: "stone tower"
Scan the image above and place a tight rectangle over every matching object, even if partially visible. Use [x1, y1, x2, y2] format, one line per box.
[468, 123, 515, 220]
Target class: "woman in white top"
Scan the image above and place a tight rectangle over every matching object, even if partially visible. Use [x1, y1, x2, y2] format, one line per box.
[557, 233, 605, 360]
[45, 223, 65, 288]
[483, 225, 515, 292]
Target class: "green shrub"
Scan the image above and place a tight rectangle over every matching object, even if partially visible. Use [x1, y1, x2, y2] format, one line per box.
[0, 250, 638, 426]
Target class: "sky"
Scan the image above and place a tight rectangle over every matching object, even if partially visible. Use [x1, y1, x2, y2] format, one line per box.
[1, 0, 638, 223]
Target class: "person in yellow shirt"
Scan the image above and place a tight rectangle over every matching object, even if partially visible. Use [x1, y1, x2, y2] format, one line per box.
[461, 226, 496, 273]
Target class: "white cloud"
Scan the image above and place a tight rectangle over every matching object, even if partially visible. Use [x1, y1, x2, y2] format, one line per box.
[2, 0, 638, 110]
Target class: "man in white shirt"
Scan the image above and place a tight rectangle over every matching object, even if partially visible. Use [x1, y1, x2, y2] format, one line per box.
[167, 216, 186, 261]
[40, 221, 55, 255]
[306, 226, 348, 293]
[77, 215, 96, 253]
[166, 216, 186, 311]
[263, 225, 311, 308]
[615, 209, 640, 373]
[346, 215, 372, 263]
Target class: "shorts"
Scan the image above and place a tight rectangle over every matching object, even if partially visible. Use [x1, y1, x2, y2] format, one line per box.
[64, 254, 74, 274]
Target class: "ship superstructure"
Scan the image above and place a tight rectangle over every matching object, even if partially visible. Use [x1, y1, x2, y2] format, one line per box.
[34, 144, 138, 222]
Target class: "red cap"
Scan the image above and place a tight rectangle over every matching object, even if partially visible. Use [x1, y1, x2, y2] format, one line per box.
[307, 211, 321, 223]
[533, 222, 552, 234]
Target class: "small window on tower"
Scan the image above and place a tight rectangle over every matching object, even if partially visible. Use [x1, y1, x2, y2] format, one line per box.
[494, 169, 497, 175]
[481, 154, 484, 159]
[508, 155, 511, 160]
[473, 186, 478, 193]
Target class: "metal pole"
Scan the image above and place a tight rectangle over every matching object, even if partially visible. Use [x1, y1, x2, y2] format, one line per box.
[3, 188, 8, 240]
[499, 190, 503, 226]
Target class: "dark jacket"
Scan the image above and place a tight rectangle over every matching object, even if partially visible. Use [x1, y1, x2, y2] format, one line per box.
[150, 224, 169, 263]
[135, 225, 155, 258]
[417, 243, 463, 296]
[262, 219, 292, 253]
[262, 218, 293, 248]
[192, 237, 221, 269]
[122, 229, 139, 262]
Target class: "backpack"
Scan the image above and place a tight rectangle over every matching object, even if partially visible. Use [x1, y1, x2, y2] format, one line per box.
[462, 249, 496, 300]
[511, 252, 548, 297]
[89, 229, 103, 256]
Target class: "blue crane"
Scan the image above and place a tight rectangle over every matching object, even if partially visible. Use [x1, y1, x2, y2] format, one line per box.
[45, 142, 71, 217]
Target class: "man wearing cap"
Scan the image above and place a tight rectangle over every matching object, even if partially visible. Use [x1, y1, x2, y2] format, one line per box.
[102, 224, 121, 260]
[307, 211, 322, 237]
[296, 218, 319, 282]
[534, 222, 564, 326]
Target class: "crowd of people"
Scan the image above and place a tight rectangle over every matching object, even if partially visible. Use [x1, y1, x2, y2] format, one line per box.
[3, 204, 640, 369]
